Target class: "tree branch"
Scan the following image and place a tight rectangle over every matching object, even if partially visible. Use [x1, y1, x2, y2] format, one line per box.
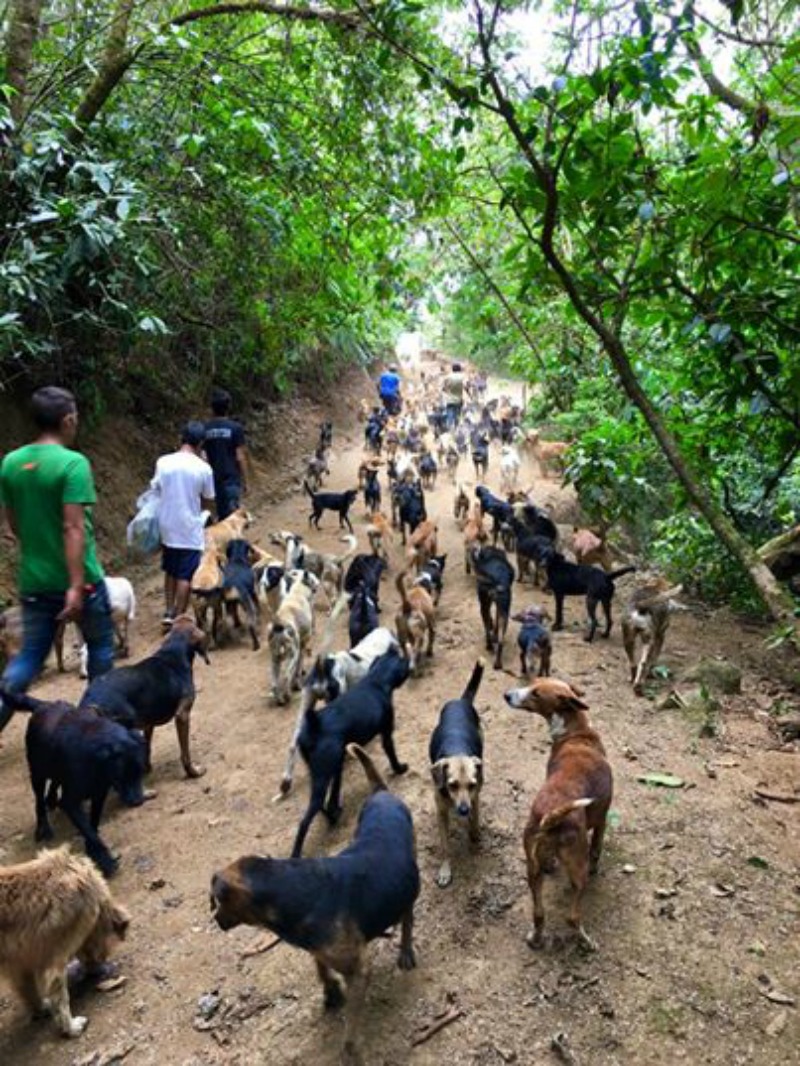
[5, 0, 45, 125]
[171, 2, 361, 30]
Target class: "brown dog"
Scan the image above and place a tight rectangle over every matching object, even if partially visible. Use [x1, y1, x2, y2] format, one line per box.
[504, 679, 612, 951]
[621, 579, 684, 694]
[572, 527, 614, 571]
[406, 518, 438, 573]
[367, 511, 394, 565]
[0, 847, 129, 1037]
[528, 431, 569, 478]
[204, 507, 252, 553]
[395, 571, 435, 675]
[462, 502, 488, 574]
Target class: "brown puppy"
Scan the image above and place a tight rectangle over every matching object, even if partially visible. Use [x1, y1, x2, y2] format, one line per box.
[395, 572, 435, 675]
[621, 579, 683, 694]
[406, 519, 438, 573]
[462, 502, 488, 574]
[0, 847, 129, 1037]
[504, 679, 612, 951]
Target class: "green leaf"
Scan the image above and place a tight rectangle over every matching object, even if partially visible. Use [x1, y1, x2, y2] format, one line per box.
[637, 772, 685, 788]
[746, 856, 769, 870]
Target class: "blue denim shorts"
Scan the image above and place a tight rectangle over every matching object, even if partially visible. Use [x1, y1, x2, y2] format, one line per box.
[161, 546, 202, 581]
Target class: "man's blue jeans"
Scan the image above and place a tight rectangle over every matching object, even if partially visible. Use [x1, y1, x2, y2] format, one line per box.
[0, 583, 115, 731]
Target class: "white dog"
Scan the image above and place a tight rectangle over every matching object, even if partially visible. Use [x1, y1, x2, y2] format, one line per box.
[78, 577, 136, 678]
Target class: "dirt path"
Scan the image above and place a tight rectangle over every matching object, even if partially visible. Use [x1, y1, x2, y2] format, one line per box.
[1, 376, 798, 1066]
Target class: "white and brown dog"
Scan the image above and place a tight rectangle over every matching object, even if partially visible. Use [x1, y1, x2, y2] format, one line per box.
[268, 570, 319, 704]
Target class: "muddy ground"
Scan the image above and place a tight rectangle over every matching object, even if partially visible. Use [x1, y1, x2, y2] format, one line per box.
[0, 373, 798, 1066]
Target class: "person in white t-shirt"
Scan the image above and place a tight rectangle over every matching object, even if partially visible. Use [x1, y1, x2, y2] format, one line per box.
[151, 421, 215, 627]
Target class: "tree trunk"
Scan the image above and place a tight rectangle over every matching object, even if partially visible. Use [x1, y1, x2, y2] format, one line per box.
[5, 0, 44, 126]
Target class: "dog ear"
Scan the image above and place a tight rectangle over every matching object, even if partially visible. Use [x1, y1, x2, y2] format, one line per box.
[560, 693, 588, 713]
[472, 757, 484, 785]
[431, 760, 448, 791]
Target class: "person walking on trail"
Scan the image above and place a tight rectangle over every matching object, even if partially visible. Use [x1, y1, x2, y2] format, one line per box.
[204, 388, 248, 520]
[378, 364, 402, 416]
[0, 386, 114, 736]
[151, 422, 215, 628]
[443, 361, 467, 429]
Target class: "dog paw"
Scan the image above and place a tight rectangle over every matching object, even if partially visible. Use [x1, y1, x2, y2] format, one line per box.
[397, 946, 417, 971]
[576, 927, 598, 953]
[526, 929, 546, 951]
[394, 763, 409, 775]
[184, 763, 206, 779]
[66, 1016, 89, 1037]
[323, 982, 346, 1011]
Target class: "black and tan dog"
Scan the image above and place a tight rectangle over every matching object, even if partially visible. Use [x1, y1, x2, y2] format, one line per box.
[211, 745, 419, 1066]
[428, 660, 484, 887]
[504, 678, 613, 951]
[80, 615, 209, 779]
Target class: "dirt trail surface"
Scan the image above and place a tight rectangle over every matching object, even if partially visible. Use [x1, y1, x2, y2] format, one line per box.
[1, 373, 798, 1066]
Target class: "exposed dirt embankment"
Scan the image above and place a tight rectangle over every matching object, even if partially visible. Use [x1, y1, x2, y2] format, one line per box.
[0, 366, 373, 603]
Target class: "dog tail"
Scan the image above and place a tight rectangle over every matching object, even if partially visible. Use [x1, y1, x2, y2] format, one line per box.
[0, 690, 44, 713]
[336, 534, 358, 566]
[347, 743, 387, 793]
[635, 583, 684, 610]
[395, 571, 412, 615]
[316, 591, 349, 658]
[461, 658, 485, 704]
[538, 798, 594, 834]
[608, 566, 636, 582]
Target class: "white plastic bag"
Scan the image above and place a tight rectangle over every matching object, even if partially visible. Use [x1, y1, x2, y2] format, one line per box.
[126, 487, 161, 557]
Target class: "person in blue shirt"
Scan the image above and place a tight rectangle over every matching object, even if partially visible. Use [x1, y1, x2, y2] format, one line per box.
[378, 365, 402, 415]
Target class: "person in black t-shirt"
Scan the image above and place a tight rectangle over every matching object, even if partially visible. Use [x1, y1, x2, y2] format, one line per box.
[204, 389, 248, 519]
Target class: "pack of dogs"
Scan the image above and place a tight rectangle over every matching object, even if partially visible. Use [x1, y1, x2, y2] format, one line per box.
[0, 402, 690, 1064]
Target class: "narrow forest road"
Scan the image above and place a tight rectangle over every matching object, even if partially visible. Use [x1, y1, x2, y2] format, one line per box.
[0, 372, 797, 1066]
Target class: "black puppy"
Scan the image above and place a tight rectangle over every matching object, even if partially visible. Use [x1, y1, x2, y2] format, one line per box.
[363, 468, 381, 514]
[397, 481, 426, 545]
[414, 553, 447, 605]
[80, 615, 209, 779]
[211, 745, 418, 1066]
[291, 648, 410, 857]
[3, 692, 147, 877]
[470, 545, 515, 670]
[304, 481, 358, 533]
[428, 660, 484, 887]
[542, 548, 635, 641]
[348, 585, 379, 648]
[512, 606, 552, 676]
[476, 485, 512, 546]
[223, 538, 261, 650]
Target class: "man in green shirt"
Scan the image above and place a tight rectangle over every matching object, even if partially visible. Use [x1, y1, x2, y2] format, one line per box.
[0, 386, 114, 733]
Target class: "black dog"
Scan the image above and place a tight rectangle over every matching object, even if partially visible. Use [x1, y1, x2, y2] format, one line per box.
[319, 420, 333, 451]
[428, 660, 484, 887]
[512, 607, 552, 676]
[364, 415, 384, 456]
[363, 468, 381, 514]
[414, 554, 447, 605]
[542, 548, 635, 641]
[344, 554, 385, 597]
[476, 485, 513, 546]
[419, 453, 437, 490]
[291, 648, 410, 857]
[509, 516, 556, 587]
[222, 538, 261, 650]
[348, 584, 379, 648]
[304, 482, 358, 533]
[80, 616, 209, 779]
[470, 545, 515, 670]
[3, 692, 147, 877]
[211, 745, 418, 1066]
[397, 481, 426, 545]
[472, 435, 489, 479]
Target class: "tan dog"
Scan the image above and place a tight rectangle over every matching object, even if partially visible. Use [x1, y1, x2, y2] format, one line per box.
[572, 527, 614, 571]
[462, 502, 488, 574]
[367, 511, 393, 565]
[204, 508, 252, 553]
[192, 543, 225, 644]
[395, 572, 435, 675]
[621, 579, 684, 694]
[504, 679, 613, 951]
[0, 847, 129, 1037]
[429, 661, 484, 888]
[528, 431, 569, 478]
[269, 570, 319, 704]
[453, 483, 470, 525]
[406, 519, 438, 573]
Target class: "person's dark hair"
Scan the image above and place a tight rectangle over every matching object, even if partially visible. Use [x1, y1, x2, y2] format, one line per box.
[211, 387, 232, 416]
[182, 421, 207, 448]
[30, 386, 77, 431]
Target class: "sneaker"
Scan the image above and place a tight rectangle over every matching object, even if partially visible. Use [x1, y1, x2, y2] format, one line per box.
[161, 612, 175, 631]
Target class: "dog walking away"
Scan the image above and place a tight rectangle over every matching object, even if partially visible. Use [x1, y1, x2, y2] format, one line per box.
[470, 546, 515, 670]
[512, 606, 552, 677]
[291, 647, 410, 857]
[504, 679, 613, 951]
[1, 691, 147, 877]
[542, 548, 635, 642]
[80, 615, 210, 779]
[429, 660, 484, 887]
[304, 481, 359, 533]
[221, 538, 261, 650]
[0, 847, 130, 1037]
[212, 745, 418, 1066]
[395, 571, 436, 675]
[268, 570, 319, 705]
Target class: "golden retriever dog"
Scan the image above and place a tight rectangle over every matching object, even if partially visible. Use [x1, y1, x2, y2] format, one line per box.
[395, 572, 436, 675]
[0, 847, 129, 1038]
[269, 570, 319, 704]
